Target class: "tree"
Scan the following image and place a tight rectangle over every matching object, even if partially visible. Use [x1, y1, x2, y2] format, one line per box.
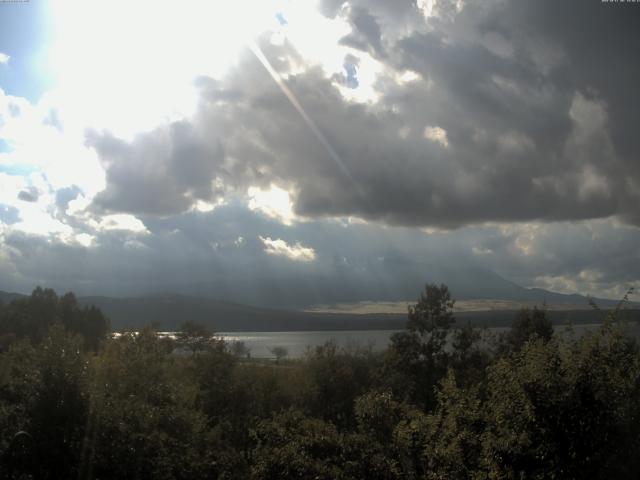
[270, 346, 288, 364]
[252, 409, 345, 479]
[406, 283, 455, 335]
[252, 409, 400, 479]
[177, 320, 214, 355]
[86, 326, 212, 479]
[422, 370, 485, 478]
[20, 326, 89, 480]
[303, 341, 377, 427]
[0, 288, 109, 350]
[354, 391, 402, 445]
[383, 283, 456, 410]
[231, 340, 251, 358]
[501, 305, 553, 354]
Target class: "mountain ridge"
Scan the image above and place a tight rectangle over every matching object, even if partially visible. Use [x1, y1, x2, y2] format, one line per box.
[2, 288, 638, 332]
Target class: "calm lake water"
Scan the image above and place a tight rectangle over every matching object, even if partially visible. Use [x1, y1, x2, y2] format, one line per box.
[217, 330, 400, 359]
[216, 323, 629, 359]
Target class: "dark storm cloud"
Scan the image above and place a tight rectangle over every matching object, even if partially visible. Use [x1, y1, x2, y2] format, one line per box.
[467, 220, 640, 298]
[2, 201, 637, 304]
[0, 200, 493, 304]
[486, 0, 640, 162]
[3, 1, 639, 306]
[339, 6, 384, 56]
[86, 121, 225, 216]
[85, 0, 640, 229]
[335, 0, 638, 226]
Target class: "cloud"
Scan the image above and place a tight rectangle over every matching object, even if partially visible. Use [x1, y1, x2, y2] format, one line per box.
[0, 53, 9, 65]
[248, 184, 296, 225]
[86, 122, 225, 216]
[88, 214, 148, 234]
[74, 1, 639, 230]
[0, 198, 637, 304]
[17, 187, 39, 203]
[423, 125, 449, 147]
[0, 204, 20, 225]
[260, 236, 316, 262]
[0, 1, 639, 306]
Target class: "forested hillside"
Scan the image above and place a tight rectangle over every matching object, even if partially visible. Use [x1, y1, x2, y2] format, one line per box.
[1, 285, 639, 479]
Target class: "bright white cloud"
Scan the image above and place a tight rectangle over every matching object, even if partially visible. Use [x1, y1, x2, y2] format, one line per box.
[0, 53, 9, 65]
[191, 199, 225, 213]
[499, 222, 543, 257]
[417, 0, 437, 19]
[47, 0, 282, 140]
[74, 233, 95, 247]
[423, 125, 449, 147]
[276, 2, 351, 74]
[532, 272, 625, 299]
[260, 236, 316, 262]
[0, 172, 73, 236]
[273, 3, 383, 104]
[0, 172, 26, 206]
[248, 184, 296, 225]
[14, 209, 73, 237]
[0, 89, 106, 197]
[88, 214, 148, 234]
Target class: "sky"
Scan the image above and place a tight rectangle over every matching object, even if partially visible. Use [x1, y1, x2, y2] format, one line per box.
[0, 0, 639, 306]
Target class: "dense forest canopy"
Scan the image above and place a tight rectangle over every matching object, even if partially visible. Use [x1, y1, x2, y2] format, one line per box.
[0, 285, 639, 479]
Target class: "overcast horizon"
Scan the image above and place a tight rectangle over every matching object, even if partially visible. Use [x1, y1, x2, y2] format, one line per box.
[1, 0, 639, 305]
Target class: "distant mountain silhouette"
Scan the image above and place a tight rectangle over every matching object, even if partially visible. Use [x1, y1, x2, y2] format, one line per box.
[2, 289, 638, 332]
[149, 265, 625, 309]
[1, 265, 636, 331]
[77, 294, 406, 331]
[0, 290, 25, 304]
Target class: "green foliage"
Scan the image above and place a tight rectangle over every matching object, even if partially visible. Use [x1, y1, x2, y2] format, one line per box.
[0, 287, 109, 350]
[406, 283, 456, 335]
[303, 340, 378, 427]
[1, 284, 639, 479]
[252, 409, 400, 480]
[501, 305, 554, 353]
[191, 339, 237, 423]
[354, 391, 402, 444]
[0, 326, 90, 479]
[383, 283, 456, 410]
[427, 322, 640, 479]
[269, 346, 288, 364]
[86, 327, 212, 479]
[451, 322, 492, 387]
[252, 409, 345, 479]
[423, 370, 485, 479]
[176, 320, 214, 355]
[231, 340, 251, 358]
[0, 340, 38, 478]
[392, 407, 431, 477]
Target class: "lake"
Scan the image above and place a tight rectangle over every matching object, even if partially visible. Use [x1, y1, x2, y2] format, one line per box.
[216, 330, 400, 358]
[216, 323, 627, 359]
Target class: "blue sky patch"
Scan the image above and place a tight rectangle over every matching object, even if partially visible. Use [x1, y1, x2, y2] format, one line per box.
[0, 163, 39, 176]
[0, 1, 53, 101]
[275, 12, 287, 26]
[0, 204, 20, 224]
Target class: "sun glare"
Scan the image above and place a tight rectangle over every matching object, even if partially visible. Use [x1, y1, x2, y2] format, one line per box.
[48, 0, 281, 139]
[248, 184, 296, 225]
